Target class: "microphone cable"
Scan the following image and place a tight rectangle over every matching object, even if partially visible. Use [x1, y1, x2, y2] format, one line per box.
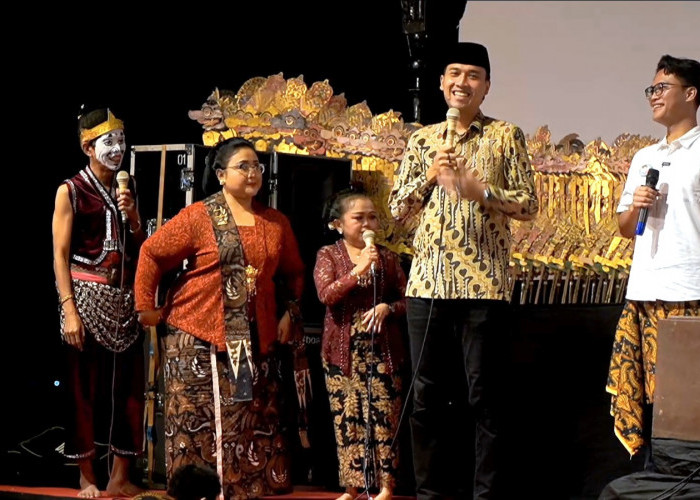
[105, 180, 132, 482]
[354, 127, 469, 498]
[359, 257, 380, 500]
[389, 185, 447, 445]
[648, 464, 700, 500]
[353, 186, 448, 500]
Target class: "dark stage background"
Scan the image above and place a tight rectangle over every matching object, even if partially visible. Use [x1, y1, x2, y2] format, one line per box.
[8, 0, 458, 450]
[5, 3, 646, 498]
[5, 2, 403, 421]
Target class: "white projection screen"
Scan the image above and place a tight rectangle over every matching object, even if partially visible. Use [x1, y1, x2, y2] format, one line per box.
[459, 1, 699, 144]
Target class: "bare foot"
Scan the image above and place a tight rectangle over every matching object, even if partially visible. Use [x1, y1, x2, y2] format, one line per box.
[78, 466, 100, 499]
[336, 488, 358, 500]
[374, 487, 392, 500]
[77, 483, 100, 498]
[105, 479, 144, 497]
[106, 456, 143, 497]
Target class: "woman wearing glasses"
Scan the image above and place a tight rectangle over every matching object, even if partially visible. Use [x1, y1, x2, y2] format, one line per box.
[134, 137, 305, 499]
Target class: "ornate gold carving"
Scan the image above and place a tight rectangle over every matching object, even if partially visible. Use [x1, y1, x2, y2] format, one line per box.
[189, 77, 659, 303]
[510, 128, 658, 304]
[189, 74, 420, 255]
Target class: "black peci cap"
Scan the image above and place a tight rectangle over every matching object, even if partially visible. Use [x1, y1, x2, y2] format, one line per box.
[440, 42, 490, 78]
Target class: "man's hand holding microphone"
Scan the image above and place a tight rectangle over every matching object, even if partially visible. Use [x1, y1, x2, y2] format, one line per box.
[430, 107, 488, 203]
[116, 170, 142, 234]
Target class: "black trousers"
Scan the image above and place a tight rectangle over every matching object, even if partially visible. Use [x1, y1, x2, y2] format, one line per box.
[407, 298, 508, 500]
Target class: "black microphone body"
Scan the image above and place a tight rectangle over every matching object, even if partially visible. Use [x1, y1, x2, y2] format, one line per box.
[635, 167, 659, 236]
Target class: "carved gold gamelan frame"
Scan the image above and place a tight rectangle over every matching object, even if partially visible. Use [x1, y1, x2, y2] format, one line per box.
[188, 74, 420, 256]
[189, 74, 658, 304]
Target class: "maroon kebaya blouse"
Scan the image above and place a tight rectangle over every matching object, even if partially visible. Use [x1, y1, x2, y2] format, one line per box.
[314, 239, 407, 376]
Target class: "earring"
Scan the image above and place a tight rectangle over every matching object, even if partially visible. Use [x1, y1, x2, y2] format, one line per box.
[337, 228, 343, 235]
[219, 179, 225, 185]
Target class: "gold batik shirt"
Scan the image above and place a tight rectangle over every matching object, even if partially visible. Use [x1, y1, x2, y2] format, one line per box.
[389, 112, 538, 300]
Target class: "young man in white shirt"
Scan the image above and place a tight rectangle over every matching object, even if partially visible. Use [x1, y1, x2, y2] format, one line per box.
[606, 54, 699, 462]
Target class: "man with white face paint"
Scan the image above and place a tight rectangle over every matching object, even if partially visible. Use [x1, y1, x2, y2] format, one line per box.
[93, 128, 126, 171]
[52, 108, 145, 497]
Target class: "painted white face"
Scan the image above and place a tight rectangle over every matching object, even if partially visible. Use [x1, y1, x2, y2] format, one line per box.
[94, 129, 126, 171]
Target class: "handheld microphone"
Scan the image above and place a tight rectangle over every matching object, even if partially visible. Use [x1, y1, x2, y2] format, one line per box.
[445, 107, 460, 148]
[116, 170, 130, 224]
[635, 167, 659, 236]
[362, 230, 376, 274]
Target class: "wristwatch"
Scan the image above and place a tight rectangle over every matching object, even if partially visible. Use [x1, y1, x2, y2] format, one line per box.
[483, 186, 494, 204]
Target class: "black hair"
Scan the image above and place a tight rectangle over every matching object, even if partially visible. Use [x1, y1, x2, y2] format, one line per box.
[656, 54, 700, 107]
[77, 107, 116, 147]
[321, 183, 372, 229]
[201, 136, 257, 196]
[78, 108, 109, 133]
[167, 464, 221, 500]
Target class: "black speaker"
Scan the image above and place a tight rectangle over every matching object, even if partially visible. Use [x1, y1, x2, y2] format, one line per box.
[268, 152, 352, 332]
[266, 152, 352, 489]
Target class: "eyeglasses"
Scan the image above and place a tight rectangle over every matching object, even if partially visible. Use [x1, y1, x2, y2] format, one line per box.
[644, 82, 689, 99]
[227, 162, 265, 175]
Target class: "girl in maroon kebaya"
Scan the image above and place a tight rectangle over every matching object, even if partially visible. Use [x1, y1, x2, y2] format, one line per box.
[313, 190, 407, 500]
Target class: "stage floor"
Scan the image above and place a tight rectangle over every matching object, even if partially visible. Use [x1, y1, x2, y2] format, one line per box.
[0, 485, 416, 500]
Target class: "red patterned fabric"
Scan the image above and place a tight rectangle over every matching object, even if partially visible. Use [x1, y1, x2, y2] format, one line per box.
[61, 167, 144, 459]
[65, 166, 140, 278]
[134, 201, 303, 354]
[313, 239, 407, 375]
[65, 167, 121, 265]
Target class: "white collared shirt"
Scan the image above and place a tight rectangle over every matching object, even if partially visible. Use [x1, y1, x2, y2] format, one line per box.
[618, 126, 700, 301]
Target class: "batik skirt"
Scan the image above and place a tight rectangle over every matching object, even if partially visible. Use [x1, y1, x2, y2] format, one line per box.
[323, 324, 402, 491]
[606, 299, 699, 455]
[163, 325, 291, 499]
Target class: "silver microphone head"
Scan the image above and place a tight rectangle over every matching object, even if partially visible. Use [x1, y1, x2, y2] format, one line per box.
[116, 170, 130, 190]
[116, 170, 130, 223]
[362, 230, 376, 247]
[446, 107, 460, 122]
[445, 107, 460, 146]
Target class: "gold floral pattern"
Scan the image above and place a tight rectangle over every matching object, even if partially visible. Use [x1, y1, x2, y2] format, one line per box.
[323, 323, 402, 491]
[606, 300, 699, 455]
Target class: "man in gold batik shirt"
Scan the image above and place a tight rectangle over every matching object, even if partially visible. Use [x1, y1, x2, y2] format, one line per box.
[388, 42, 537, 500]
